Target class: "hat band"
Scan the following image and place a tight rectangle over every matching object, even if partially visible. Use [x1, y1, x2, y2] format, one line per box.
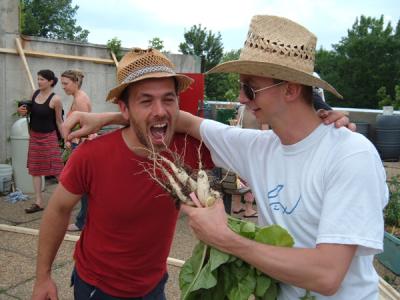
[121, 65, 175, 84]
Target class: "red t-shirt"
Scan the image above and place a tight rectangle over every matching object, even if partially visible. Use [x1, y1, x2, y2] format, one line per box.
[60, 129, 213, 297]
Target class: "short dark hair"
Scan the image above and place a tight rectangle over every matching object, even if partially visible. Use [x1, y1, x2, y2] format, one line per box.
[37, 69, 58, 87]
[119, 77, 179, 106]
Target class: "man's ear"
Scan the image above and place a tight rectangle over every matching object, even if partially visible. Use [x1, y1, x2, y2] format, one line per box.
[118, 100, 130, 120]
[284, 82, 302, 102]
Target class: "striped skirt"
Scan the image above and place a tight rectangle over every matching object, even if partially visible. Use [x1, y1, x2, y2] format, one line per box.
[27, 130, 64, 177]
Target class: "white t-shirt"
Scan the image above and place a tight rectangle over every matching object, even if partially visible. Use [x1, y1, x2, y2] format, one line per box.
[200, 120, 388, 300]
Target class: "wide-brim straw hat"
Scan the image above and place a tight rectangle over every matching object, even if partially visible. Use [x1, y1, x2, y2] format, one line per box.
[207, 15, 342, 98]
[107, 48, 194, 103]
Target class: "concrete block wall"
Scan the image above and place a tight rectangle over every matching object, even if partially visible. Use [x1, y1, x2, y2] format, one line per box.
[0, 0, 200, 163]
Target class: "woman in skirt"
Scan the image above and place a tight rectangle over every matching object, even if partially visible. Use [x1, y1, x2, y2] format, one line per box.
[17, 69, 64, 213]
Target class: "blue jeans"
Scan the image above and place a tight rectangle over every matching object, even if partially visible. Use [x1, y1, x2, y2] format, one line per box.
[75, 194, 88, 230]
[71, 269, 168, 300]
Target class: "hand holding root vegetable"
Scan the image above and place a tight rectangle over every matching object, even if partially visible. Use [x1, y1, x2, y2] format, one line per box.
[141, 141, 300, 300]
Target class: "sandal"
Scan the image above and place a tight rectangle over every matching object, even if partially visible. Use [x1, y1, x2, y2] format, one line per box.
[243, 212, 258, 218]
[232, 208, 245, 214]
[25, 204, 44, 214]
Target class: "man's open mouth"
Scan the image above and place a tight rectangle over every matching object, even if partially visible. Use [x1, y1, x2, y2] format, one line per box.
[150, 123, 168, 143]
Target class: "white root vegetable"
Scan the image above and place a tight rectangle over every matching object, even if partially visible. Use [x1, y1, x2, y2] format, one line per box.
[159, 164, 190, 203]
[159, 156, 197, 192]
[196, 169, 211, 206]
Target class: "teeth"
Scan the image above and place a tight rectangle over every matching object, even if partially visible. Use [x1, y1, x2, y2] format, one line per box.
[152, 123, 167, 128]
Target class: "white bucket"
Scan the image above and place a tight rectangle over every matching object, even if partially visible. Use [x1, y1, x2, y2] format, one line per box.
[0, 164, 13, 193]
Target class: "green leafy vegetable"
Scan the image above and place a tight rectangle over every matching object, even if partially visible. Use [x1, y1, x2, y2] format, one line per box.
[179, 217, 294, 300]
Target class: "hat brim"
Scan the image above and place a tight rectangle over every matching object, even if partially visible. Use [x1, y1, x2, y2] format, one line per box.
[207, 60, 342, 99]
[106, 72, 194, 103]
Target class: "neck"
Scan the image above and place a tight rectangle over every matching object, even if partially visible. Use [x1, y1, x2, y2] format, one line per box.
[121, 127, 151, 157]
[271, 107, 322, 145]
[39, 87, 52, 95]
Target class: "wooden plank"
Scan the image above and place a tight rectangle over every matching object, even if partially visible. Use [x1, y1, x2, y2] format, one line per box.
[0, 47, 114, 65]
[0, 224, 185, 267]
[3, 223, 397, 297]
[15, 37, 35, 91]
[111, 51, 119, 67]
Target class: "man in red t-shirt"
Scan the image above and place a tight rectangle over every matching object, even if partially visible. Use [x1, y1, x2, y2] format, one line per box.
[31, 48, 213, 300]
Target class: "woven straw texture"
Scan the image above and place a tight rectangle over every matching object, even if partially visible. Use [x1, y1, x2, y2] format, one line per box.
[107, 48, 193, 102]
[208, 15, 342, 98]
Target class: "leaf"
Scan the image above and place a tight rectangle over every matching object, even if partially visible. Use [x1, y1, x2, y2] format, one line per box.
[209, 247, 230, 271]
[227, 268, 256, 300]
[262, 282, 279, 300]
[190, 260, 217, 291]
[255, 225, 294, 247]
[240, 221, 257, 239]
[255, 275, 271, 297]
[179, 242, 207, 295]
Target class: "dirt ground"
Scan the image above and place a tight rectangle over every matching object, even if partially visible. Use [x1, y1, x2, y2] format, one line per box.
[374, 259, 400, 292]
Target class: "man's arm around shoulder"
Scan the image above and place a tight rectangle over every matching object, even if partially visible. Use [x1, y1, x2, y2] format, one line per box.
[176, 111, 204, 141]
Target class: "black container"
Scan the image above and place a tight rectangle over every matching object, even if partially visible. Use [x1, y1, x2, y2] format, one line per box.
[375, 114, 400, 161]
[354, 121, 370, 139]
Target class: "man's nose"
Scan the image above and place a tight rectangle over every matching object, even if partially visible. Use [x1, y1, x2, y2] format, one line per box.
[152, 100, 167, 116]
[238, 90, 250, 105]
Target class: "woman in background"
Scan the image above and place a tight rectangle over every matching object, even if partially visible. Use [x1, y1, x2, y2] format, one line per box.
[17, 69, 64, 213]
[61, 69, 92, 231]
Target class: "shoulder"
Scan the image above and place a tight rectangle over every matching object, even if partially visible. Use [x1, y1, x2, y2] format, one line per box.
[73, 129, 122, 157]
[324, 126, 380, 161]
[50, 94, 62, 106]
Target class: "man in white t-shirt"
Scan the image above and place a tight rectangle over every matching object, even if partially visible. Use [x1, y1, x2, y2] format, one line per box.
[178, 15, 388, 299]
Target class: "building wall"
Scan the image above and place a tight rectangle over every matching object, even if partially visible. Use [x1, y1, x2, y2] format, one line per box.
[0, 0, 200, 163]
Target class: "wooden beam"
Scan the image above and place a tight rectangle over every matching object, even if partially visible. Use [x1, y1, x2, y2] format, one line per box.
[111, 51, 119, 67]
[15, 38, 35, 92]
[0, 47, 114, 65]
[0, 224, 185, 267]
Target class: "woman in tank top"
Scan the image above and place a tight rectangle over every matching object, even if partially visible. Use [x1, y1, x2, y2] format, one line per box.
[17, 69, 64, 214]
[60, 70, 93, 232]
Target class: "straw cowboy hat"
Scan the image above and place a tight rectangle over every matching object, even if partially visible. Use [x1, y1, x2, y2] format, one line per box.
[208, 15, 342, 98]
[107, 48, 194, 103]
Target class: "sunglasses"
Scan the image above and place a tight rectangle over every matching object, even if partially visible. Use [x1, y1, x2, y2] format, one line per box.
[239, 81, 286, 101]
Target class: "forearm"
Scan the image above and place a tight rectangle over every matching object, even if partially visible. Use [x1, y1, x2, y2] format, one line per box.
[176, 111, 203, 141]
[35, 186, 78, 280]
[99, 112, 127, 126]
[215, 233, 354, 295]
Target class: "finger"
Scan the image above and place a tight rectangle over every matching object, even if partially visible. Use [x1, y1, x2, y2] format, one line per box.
[347, 122, 357, 132]
[334, 116, 349, 128]
[180, 203, 197, 215]
[317, 109, 329, 119]
[67, 128, 87, 141]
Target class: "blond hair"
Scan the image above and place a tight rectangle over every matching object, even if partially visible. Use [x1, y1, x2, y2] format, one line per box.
[61, 69, 85, 88]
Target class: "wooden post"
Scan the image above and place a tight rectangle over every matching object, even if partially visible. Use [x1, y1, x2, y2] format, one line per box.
[15, 37, 35, 92]
[111, 51, 119, 67]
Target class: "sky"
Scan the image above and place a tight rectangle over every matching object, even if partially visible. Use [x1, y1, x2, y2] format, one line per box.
[72, 0, 400, 54]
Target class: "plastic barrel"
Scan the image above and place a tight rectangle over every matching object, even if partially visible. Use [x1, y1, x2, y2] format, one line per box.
[354, 121, 370, 139]
[0, 164, 13, 193]
[375, 114, 400, 161]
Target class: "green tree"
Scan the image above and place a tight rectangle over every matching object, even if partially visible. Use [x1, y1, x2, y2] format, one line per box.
[315, 15, 400, 108]
[148, 37, 164, 51]
[205, 49, 241, 101]
[20, 0, 89, 42]
[179, 24, 224, 73]
[106, 37, 123, 61]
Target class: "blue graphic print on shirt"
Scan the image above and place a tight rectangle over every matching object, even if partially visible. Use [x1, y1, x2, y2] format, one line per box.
[268, 184, 301, 215]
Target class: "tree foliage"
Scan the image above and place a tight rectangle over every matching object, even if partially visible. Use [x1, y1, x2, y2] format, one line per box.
[148, 37, 165, 51]
[106, 37, 123, 61]
[20, 0, 89, 42]
[316, 15, 400, 108]
[206, 49, 241, 101]
[179, 24, 225, 100]
[179, 24, 224, 73]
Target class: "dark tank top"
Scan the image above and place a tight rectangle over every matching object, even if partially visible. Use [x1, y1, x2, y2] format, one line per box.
[29, 90, 57, 133]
